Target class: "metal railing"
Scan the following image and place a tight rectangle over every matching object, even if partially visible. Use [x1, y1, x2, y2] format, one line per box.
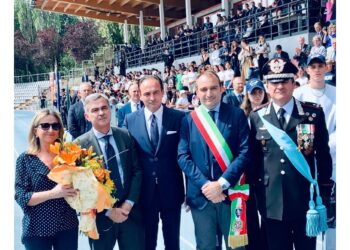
[125, 0, 314, 68]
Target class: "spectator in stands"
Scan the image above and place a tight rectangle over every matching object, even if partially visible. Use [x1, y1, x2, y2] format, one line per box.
[256, 2, 266, 14]
[322, 24, 336, 48]
[187, 65, 198, 93]
[210, 42, 221, 66]
[247, 53, 260, 80]
[223, 25, 234, 44]
[238, 38, 254, 83]
[273, 44, 290, 61]
[243, 21, 254, 40]
[94, 64, 99, 80]
[162, 46, 175, 71]
[294, 65, 308, 86]
[309, 35, 327, 58]
[229, 40, 242, 72]
[255, 35, 271, 79]
[203, 16, 214, 34]
[219, 40, 230, 65]
[200, 48, 211, 66]
[326, 37, 336, 63]
[325, 60, 336, 87]
[250, 1, 258, 15]
[216, 64, 226, 85]
[68, 82, 93, 140]
[82, 71, 89, 82]
[176, 68, 184, 90]
[257, 12, 270, 37]
[176, 90, 190, 110]
[223, 76, 245, 107]
[40, 94, 47, 109]
[237, 8, 245, 19]
[15, 109, 78, 250]
[233, 25, 242, 42]
[314, 22, 325, 41]
[223, 62, 235, 91]
[293, 36, 311, 67]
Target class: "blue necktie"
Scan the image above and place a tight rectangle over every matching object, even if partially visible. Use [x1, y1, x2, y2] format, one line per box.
[150, 114, 159, 151]
[103, 135, 124, 200]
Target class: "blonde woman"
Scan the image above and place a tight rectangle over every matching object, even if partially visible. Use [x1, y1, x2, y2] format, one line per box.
[15, 109, 78, 250]
[238, 38, 254, 83]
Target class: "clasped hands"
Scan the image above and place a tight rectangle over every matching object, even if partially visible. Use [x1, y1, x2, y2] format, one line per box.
[201, 181, 226, 203]
[108, 202, 132, 224]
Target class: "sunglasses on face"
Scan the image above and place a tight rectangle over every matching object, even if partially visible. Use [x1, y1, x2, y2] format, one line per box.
[37, 123, 61, 131]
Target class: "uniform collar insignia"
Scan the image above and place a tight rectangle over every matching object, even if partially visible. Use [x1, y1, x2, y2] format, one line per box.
[295, 99, 305, 116]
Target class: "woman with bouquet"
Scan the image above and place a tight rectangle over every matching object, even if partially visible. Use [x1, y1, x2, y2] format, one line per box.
[15, 109, 79, 250]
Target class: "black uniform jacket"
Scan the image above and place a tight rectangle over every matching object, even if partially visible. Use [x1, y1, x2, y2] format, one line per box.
[249, 98, 332, 221]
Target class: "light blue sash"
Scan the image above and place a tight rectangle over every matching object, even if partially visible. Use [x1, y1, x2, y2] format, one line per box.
[257, 108, 328, 236]
[257, 109, 315, 184]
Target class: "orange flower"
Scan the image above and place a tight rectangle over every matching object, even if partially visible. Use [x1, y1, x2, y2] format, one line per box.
[93, 168, 105, 182]
[50, 142, 61, 155]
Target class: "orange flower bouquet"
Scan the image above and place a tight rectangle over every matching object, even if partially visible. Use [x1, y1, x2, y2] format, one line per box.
[48, 140, 116, 239]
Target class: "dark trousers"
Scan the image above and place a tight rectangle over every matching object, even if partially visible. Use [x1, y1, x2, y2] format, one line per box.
[143, 185, 181, 250]
[191, 202, 245, 250]
[89, 207, 145, 250]
[22, 228, 78, 250]
[263, 217, 316, 250]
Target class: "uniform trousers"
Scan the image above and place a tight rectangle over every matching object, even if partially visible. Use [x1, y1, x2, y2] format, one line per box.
[262, 216, 316, 250]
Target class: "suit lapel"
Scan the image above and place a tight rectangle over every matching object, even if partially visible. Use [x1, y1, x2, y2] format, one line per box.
[263, 104, 281, 129]
[137, 108, 155, 154]
[217, 104, 228, 134]
[155, 106, 169, 155]
[111, 128, 127, 178]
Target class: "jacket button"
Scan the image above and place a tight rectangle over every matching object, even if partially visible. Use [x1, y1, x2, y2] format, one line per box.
[280, 159, 285, 163]
[281, 170, 286, 175]
[258, 178, 262, 182]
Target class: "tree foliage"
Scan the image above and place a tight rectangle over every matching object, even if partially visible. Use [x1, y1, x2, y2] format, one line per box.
[62, 21, 103, 63]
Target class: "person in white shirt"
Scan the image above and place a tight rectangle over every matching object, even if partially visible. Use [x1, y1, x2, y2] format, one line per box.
[117, 83, 142, 127]
[326, 37, 336, 63]
[309, 35, 326, 58]
[176, 90, 190, 110]
[294, 66, 308, 86]
[210, 42, 221, 66]
[293, 55, 336, 250]
[223, 62, 235, 90]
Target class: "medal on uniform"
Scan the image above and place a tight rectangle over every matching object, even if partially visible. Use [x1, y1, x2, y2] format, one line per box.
[296, 124, 315, 155]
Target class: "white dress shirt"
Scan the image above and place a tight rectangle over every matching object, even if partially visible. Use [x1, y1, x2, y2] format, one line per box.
[272, 97, 294, 124]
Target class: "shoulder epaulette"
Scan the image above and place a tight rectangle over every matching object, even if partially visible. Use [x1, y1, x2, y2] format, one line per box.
[300, 101, 322, 109]
[253, 102, 269, 111]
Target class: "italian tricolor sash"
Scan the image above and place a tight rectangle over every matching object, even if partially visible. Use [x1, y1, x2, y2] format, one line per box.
[191, 105, 249, 249]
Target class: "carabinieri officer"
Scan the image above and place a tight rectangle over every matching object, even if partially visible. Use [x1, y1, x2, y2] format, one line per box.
[248, 58, 333, 250]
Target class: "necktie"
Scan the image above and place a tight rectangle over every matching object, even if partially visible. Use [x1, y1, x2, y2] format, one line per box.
[278, 108, 287, 130]
[103, 135, 124, 200]
[237, 94, 243, 104]
[150, 114, 159, 151]
[208, 110, 216, 122]
[136, 103, 140, 110]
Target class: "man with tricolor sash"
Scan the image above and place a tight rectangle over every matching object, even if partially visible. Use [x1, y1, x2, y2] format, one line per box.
[249, 58, 333, 250]
[178, 71, 250, 250]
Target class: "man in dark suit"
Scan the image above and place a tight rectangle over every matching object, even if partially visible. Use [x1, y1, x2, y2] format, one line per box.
[178, 71, 250, 249]
[68, 82, 93, 140]
[78, 93, 144, 250]
[273, 45, 290, 62]
[249, 58, 333, 250]
[124, 75, 185, 250]
[222, 76, 245, 107]
[117, 83, 143, 127]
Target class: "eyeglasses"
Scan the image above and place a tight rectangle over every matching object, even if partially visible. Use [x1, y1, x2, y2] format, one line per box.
[37, 123, 61, 131]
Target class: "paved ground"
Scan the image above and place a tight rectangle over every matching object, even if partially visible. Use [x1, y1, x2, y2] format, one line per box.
[14, 110, 334, 250]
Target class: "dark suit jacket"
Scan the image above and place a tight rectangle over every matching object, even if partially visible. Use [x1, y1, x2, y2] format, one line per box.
[273, 51, 290, 61]
[249, 100, 332, 221]
[222, 92, 242, 108]
[124, 106, 185, 210]
[77, 127, 142, 231]
[117, 102, 144, 128]
[178, 102, 250, 209]
[68, 101, 88, 140]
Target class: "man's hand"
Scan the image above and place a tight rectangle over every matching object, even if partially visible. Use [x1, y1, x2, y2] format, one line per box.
[201, 181, 226, 203]
[108, 208, 128, 223]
